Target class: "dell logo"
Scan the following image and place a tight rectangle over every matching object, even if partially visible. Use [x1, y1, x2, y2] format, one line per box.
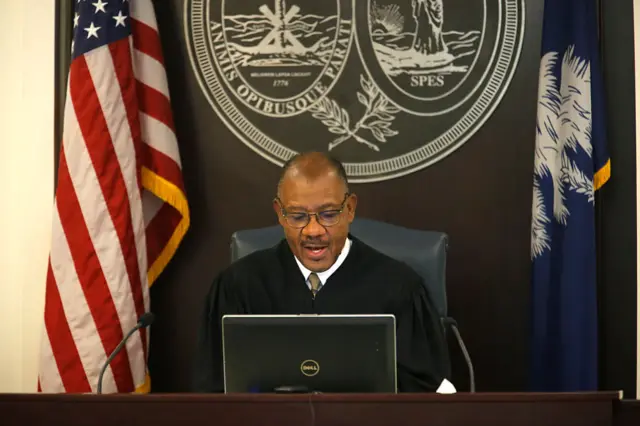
[300, 359, 320, 377]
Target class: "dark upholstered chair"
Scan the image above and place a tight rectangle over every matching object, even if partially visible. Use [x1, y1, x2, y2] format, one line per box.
[229, 217, 475, 391]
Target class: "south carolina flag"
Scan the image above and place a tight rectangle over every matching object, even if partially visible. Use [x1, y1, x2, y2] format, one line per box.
[530, 0, 610, 391]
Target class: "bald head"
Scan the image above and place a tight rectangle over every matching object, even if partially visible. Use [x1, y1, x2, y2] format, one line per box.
[277, 152, 349, 198]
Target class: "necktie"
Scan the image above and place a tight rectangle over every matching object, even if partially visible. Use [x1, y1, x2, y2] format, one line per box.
[308, 273, 322, 297]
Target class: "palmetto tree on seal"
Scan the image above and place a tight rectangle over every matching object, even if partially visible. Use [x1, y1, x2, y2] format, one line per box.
[274, 0, 288, 50]
[531, 45, 594, 259]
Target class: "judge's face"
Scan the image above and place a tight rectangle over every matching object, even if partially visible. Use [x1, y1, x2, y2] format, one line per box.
[274, 172, 357, 272]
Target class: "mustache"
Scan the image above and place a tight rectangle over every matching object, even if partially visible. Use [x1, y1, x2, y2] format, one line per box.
[301, 238, 329, 247]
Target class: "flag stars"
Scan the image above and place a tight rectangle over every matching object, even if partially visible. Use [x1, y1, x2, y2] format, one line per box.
[92, 0, 108, 13]
[74, 13, 79, 27]
[113, 11, 127, 27]
[84, 22, 101, 39]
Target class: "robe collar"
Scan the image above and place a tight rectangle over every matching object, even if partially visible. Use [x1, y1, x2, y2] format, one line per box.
[293, 237, 352, 286]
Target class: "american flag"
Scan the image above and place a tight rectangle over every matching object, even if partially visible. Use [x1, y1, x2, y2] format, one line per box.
[38, 0, 190, 393]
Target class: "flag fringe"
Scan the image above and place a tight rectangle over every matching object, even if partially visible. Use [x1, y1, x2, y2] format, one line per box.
[594, 159, 611, 191]
[141, 166, 190, 287]
[134, 372, 151, 394]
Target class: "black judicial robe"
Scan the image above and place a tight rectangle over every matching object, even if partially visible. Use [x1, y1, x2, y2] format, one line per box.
[192, 236, 451, 393]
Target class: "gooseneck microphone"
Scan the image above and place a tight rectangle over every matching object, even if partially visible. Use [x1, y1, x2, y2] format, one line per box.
[442, 317, 475, 393]
[97, 312, 155, 394]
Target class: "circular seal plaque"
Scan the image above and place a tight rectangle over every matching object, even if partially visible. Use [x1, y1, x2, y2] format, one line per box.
[185, 0, 525, 182]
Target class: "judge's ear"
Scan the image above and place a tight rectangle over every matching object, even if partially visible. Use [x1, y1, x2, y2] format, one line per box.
[346, 193, 357, 223]
[273, 198, 285, 225]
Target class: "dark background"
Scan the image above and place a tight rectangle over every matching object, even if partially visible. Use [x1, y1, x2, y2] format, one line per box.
[599, 0, 637, 398]
[53, 0, 638, 396]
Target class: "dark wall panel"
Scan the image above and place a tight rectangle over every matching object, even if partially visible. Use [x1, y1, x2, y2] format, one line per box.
[599, 0, 637, 399]
[54, 0, 74, 181]
[51, 0, 639, 397]
[146, 0, 544, 392]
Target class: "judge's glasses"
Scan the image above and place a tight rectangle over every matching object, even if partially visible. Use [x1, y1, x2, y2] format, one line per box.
[276, 193, 350, 228]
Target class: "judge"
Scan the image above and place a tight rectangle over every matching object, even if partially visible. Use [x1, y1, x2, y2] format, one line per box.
[192, 152, 451, 392]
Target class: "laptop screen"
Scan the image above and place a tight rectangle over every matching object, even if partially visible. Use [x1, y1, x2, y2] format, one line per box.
[222, 314, 397, 393]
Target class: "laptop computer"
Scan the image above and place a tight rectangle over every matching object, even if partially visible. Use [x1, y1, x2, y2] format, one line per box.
[221, 314, 397, 393]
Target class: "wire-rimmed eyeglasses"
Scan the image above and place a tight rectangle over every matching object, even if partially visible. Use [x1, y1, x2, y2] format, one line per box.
[275, 193, 350, 228]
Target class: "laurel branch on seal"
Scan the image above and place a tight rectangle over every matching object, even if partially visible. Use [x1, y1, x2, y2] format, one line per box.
[307, 75, 400, 151]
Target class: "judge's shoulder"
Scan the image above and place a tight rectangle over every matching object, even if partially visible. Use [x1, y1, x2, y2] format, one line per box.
[216, 239, 283, 281]
[353, 237, 426, 290]
[352, 236, 420, 273]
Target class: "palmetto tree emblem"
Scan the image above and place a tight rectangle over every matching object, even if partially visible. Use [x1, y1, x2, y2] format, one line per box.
[531, 45, 594, 259]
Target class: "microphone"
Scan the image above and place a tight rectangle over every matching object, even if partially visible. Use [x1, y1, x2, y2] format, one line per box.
[442, 317, 475, 393]
[97, 312, 155, 394]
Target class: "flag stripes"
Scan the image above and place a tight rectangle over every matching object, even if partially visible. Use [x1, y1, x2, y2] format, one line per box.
[38, 0, 189, 394]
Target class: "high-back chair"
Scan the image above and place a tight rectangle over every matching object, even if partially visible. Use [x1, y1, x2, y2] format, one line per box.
[230, 217, 475, 391]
